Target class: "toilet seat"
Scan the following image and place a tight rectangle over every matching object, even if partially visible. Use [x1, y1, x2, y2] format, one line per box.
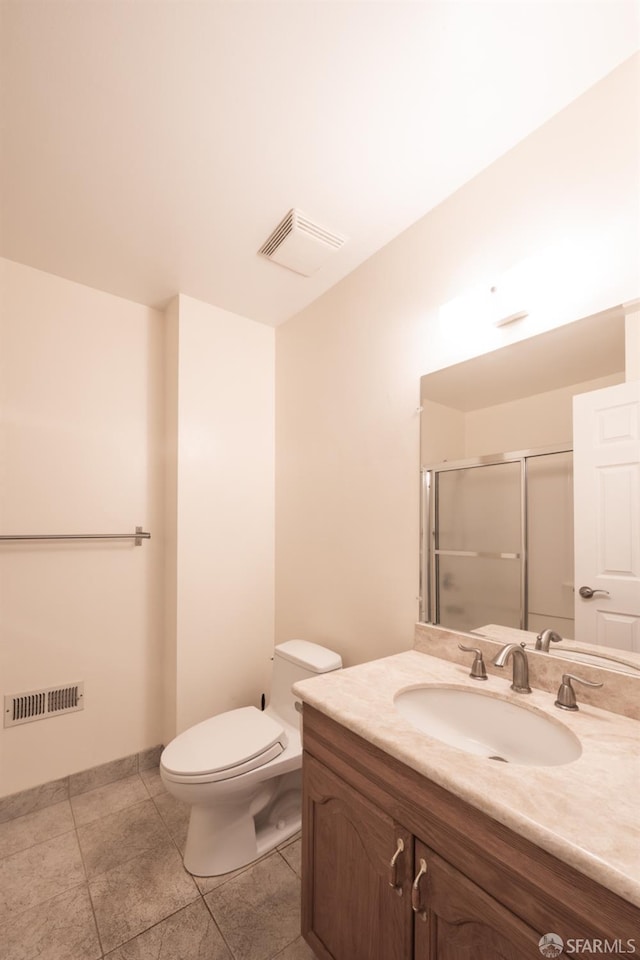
[161, 706, 287, 784]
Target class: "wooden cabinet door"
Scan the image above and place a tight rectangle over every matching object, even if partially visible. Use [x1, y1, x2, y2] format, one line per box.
[302, 752, 414, 960]
[413, 842, 541, 960]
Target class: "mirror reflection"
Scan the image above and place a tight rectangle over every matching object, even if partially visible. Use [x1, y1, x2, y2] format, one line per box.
[425, 448, 573, 636]
[419, 307, 639, 663]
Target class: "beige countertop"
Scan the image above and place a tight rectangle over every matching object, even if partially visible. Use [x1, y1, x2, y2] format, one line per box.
[293, 648, 640, 908]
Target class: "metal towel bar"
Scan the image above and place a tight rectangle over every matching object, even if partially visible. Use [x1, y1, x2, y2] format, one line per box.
[0, 526, 151, 546]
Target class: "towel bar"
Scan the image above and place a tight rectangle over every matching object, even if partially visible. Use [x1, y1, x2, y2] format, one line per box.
[0, 526, 151, 546]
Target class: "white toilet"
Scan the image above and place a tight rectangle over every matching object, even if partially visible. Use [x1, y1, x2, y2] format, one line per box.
[160, 639, 342, 876]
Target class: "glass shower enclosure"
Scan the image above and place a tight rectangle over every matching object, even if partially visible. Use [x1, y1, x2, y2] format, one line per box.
[421, 446, 574, 637]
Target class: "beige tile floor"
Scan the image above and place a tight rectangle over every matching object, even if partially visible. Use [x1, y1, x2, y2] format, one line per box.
[0, 765, 316, 960]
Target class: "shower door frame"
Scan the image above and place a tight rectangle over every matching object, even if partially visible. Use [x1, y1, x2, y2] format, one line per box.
[420, 443, 572, 630]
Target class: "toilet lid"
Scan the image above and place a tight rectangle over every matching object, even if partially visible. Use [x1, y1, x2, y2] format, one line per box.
[161, 706, 287, 777]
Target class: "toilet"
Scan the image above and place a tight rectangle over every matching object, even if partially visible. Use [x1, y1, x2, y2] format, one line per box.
[160, 639, 342, 876]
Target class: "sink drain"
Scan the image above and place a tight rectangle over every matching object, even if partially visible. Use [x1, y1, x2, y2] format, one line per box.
[488, 755, 509, 763]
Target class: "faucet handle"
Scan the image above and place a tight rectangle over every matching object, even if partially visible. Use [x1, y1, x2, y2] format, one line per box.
[535, 629, 563, 651]
[555, 673, 604, 711]
[457, 644, 488, 681]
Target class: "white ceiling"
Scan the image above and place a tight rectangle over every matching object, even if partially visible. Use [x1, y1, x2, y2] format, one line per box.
[420, 308, 626, 411]
[1, 1, 638, 326]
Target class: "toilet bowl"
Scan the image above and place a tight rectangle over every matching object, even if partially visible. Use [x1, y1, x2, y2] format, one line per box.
[160, 639, 342, 876]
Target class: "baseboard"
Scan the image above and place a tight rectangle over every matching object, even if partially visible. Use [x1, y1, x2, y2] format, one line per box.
[0, 744, 164, 823]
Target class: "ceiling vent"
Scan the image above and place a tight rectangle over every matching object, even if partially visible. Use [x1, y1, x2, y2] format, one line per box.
[258, 209, 346, 277]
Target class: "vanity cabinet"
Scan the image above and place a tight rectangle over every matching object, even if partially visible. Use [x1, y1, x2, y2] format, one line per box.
[412, 842, 538, 959]
[304, 753, 413, 960]
[301, 706, 638, 960]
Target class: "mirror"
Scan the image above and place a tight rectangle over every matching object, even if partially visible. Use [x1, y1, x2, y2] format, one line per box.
[419, 306, 639, 667]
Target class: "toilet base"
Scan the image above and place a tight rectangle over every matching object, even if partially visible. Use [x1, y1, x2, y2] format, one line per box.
[183, 778, 302, 877]
[256, 811, 301, 860]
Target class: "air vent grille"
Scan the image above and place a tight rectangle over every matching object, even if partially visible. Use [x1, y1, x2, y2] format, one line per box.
[258, 208, 346, 276]
[259, 210, 295, 258]
[295, 214, 344, 250]
[4, 682, 84, 727]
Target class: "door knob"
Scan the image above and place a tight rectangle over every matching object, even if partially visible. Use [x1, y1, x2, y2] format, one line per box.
[578, 586, 610, 599]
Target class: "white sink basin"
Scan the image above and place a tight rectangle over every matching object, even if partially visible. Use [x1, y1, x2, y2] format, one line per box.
[394, 686, 581, 766]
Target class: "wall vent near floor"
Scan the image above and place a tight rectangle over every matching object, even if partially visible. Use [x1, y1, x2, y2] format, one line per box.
[4, 682, 84, 728]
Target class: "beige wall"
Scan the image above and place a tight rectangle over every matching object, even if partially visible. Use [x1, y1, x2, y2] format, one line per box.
[0, 258, 165, 794]
[464, 373, 624, 457]
[168, 295, 275, 736]
[0, 275, 275, 797]
[275, 56, 640, 668]
[421, 373, 624, 464]
[420, 399, 466, 465]
[627, 306, 640, 381]
[163, 297, 179, 747]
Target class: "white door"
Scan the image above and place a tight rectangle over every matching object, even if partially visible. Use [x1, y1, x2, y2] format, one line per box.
[573, 380, 640, 650]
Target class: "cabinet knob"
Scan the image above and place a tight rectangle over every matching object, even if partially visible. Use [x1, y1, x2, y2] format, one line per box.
[411, 858, 428, 921]
[388, 838, 404, 896]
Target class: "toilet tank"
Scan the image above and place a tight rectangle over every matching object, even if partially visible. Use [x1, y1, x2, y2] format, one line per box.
[268, 640, 342, 728]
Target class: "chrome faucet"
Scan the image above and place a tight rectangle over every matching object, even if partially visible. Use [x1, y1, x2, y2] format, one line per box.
[535, 629, 563, 652]
[492, 642, 532, 694]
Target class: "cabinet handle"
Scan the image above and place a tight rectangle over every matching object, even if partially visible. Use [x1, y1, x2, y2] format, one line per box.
[411, 858, 428, 921]
[388, 838, 404, 895]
